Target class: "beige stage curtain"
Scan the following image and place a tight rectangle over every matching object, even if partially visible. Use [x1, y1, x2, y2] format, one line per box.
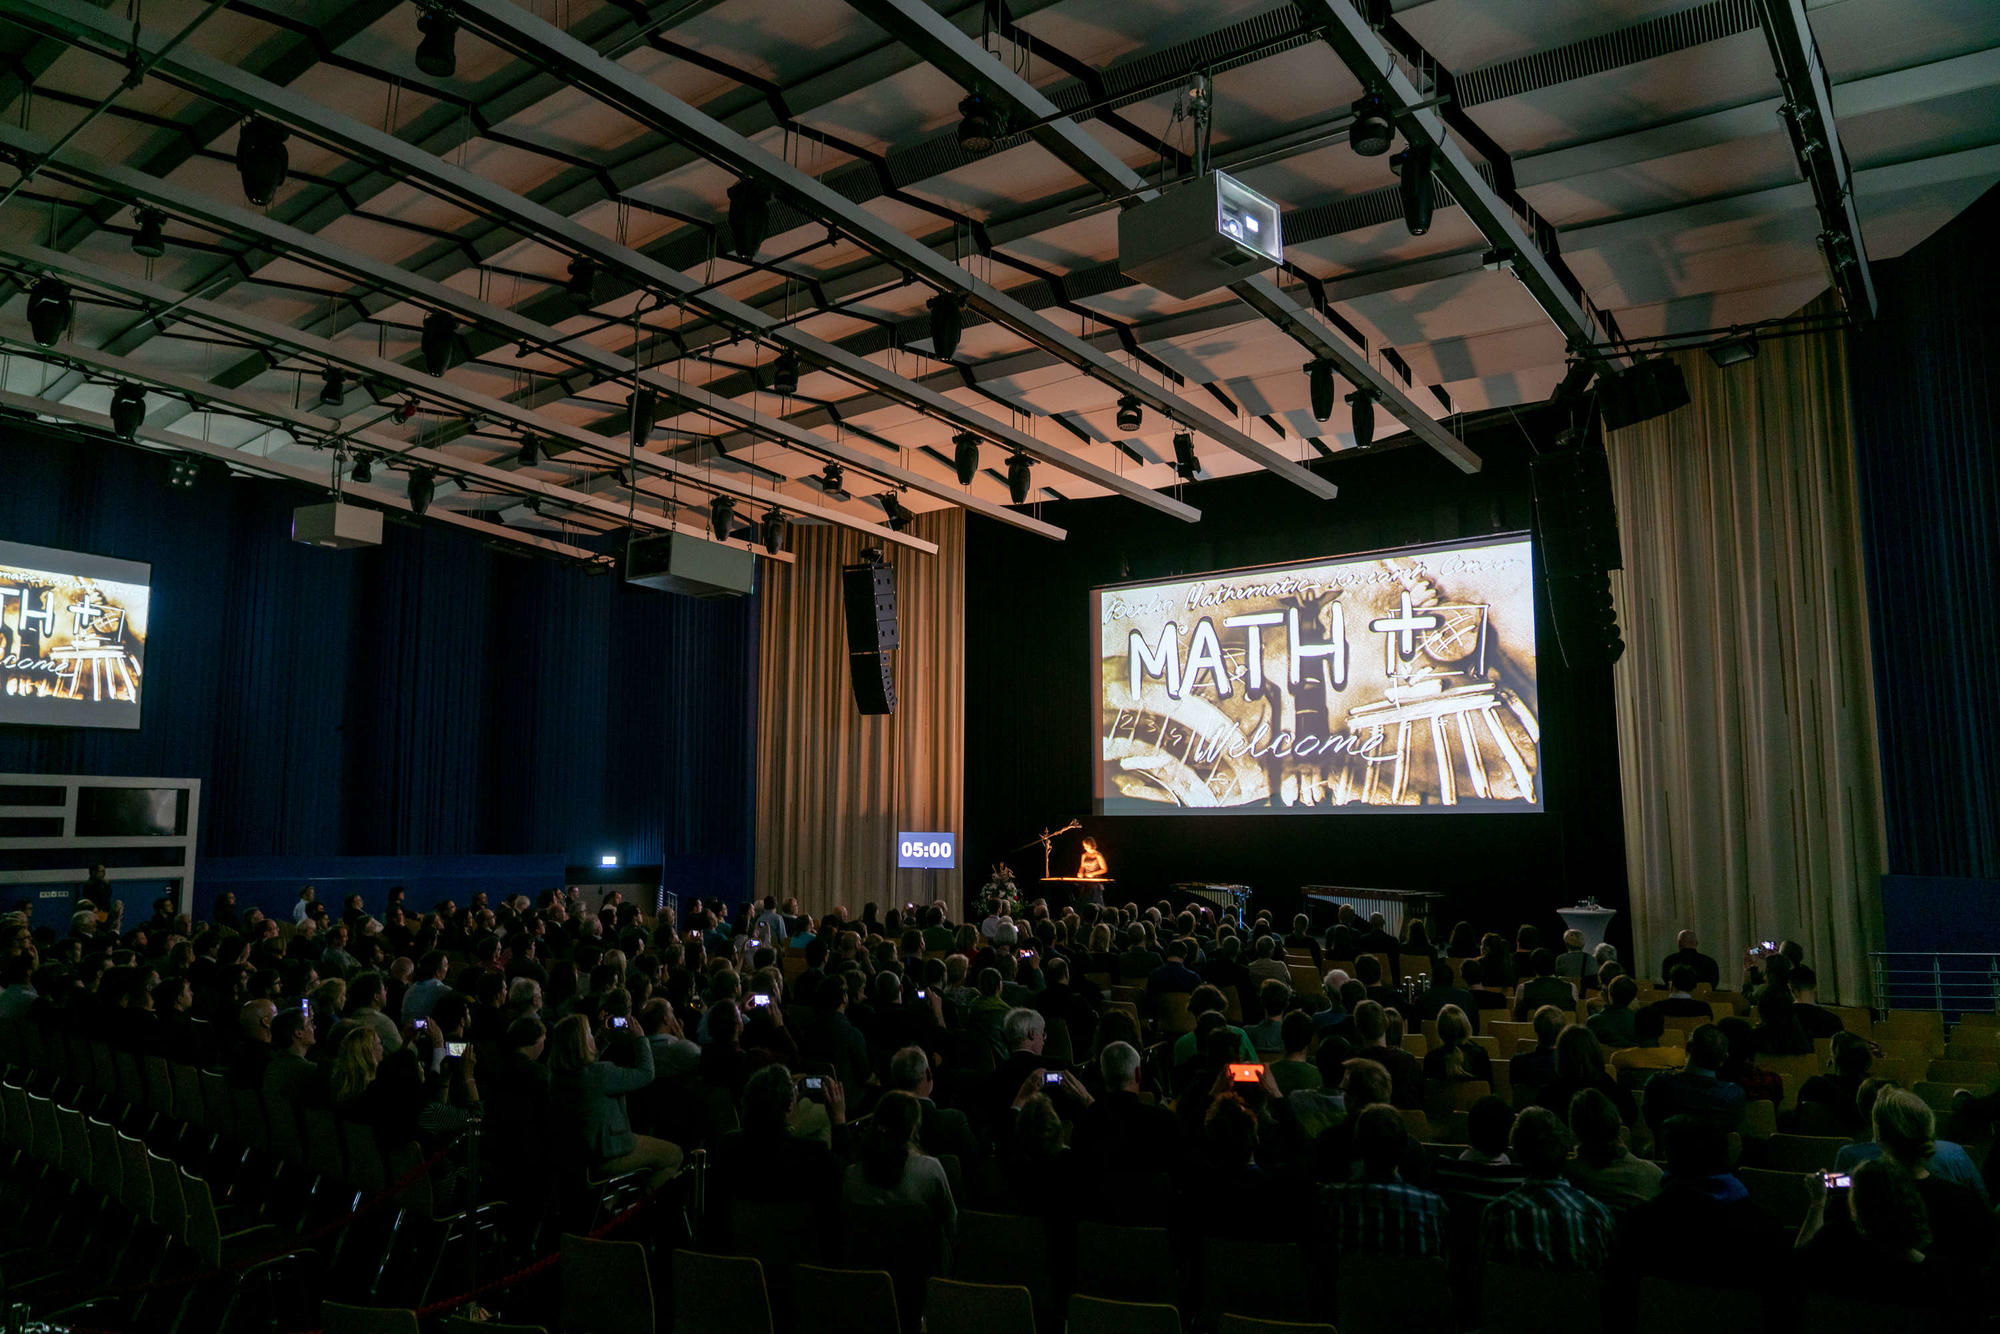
[1607, 301, 1885, 1004]
[755, 509, 964, 918]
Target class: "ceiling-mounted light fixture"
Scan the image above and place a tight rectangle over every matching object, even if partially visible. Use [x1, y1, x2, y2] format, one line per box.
[928, 294, 961, 362]
[406, 468, 436, 516]
[1706, 331, 1760, 367]
[760, 508, 788, 554]
[414, 5, 459, 79]
[1307, 360, 1337, 423]
[1006, 452, 1033, 505]
[628, 388, 656, 450]
[109, 383, 146, 440]
[957, 90, 1003, 155]
[351, 456, 373, 485]
[878, 491, 913, 533]
[319, 366, 346, 407]
[564, 255, 596, 307]
[770, 349, 799, 396]
[131, 207, 166, 258]
[394, 399, 420, 424]
[517, 434, 540, 468]
[1172, 431, 1199, 483]
[1393, 144, 1435, 236]
[236, 115, 289, 206]
[168, 457, 200, 491]
[1347, 93, 1393, 157]
[1116, 395, 1143, 433]
[27, 276, 72, 346]
[709, 495, 737, 542]
[1347, 388, 1377, 449]
[817, 461, 849, 500]
[420, 311, 456, 376]
[726, 179, 772, 259]
[952, 432, 981, 486]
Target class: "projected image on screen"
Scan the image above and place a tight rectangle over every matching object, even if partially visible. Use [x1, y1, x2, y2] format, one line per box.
[0, 539, 151, 730]
[1092, 535, 1539, 814]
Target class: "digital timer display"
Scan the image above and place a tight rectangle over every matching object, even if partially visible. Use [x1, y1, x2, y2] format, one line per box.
[896, 832, 956, 869]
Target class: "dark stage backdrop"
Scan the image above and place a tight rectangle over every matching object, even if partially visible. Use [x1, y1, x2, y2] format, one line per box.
[965, 407, 1628, 950]
[0, 422, 757, 898]
[1847, 183, 2000, 884]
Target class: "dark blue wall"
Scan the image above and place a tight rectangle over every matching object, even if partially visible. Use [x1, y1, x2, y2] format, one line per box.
[1847, 185, 2000, 883]
[0, 422, 757, 902]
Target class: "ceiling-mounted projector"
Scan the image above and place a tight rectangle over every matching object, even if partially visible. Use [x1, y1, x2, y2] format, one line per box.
[292, 501, 383, 549]
[1117, 170, 1284, 299]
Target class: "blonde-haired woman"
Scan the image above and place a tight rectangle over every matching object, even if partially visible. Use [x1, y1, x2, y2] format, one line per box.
[1421, 1004, 1492, 1083]
[330, 1025, 383, 1108]
[547, 1013, 681, 1189]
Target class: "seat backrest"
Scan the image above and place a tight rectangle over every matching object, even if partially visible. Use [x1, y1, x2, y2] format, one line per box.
[560, 1233, 655, 1334]
[1479, 1263, 1603, 1334]
[148, 1150, 186, 1239]
[180, 1167, 223, 1266]
[923, 1277, 1036, 1334]
[262, 1089, 306, 1165]
[1075, 1221, 1176, 1306]
[1635, 1278, 1767, 1334]
[231, 1084, 269, 1151]
[1737, 1168, 1807, 1226]
[57, 1106, 91, 1183]
[671, 1249, 773, 1334]
[1335, 1253, 1451, 1334]
[171, 1063, 204, 1129]
[1799, 1292, 1945, 1334]
[952, 1212, 1052, 1315]
[1200, 1238, 1310, 1327]
[143, 1054, 175, 1117]
[85, 1117, 121, 1196]
[115, 1049, 146, 1110]
[323, 1302, 420, 1334]
[117, 1130, 153, 1217]
[729, 1199, 820, 1279]
[198, 1069, 234, 1139]
[1766, 1134, 1846, 1173]
[791, 1265, 899, 1334]
[1215, 1317, 1338, 1334]
[1067, 1294, 1184, 1334]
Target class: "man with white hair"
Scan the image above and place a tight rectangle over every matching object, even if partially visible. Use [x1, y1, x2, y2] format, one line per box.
[980, 1005, 1087, 1129]
[1073, 1039, 1180, 1168]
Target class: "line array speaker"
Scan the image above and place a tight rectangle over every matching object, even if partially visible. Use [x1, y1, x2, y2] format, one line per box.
[842, 560, 899, 715]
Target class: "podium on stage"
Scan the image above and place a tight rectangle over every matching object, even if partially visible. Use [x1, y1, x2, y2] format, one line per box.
[1040, 877, 1111, 909]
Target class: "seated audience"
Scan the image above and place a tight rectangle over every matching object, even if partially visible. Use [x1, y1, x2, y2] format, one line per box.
[1479, 1106, 1616, 1271]
[1642, 1024, 1746, 1134]
[1658, 930, 1721, 989]
[1565, 1087, 1661, 1210]
[1794, 1030, 1873, 1135]
[1323, 1103, 1448, 1258]
[1423, 1004, 1493, 1084]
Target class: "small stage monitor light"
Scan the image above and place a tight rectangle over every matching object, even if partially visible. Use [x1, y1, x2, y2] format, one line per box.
[1118, 170, 1285, 299]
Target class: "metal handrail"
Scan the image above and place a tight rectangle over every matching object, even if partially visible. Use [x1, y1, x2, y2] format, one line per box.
[1867, 951, 2000, 1015]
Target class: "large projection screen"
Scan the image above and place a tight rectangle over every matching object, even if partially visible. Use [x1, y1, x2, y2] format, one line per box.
[1093, 535, 1540, 814]
[0, 539, 152, 730]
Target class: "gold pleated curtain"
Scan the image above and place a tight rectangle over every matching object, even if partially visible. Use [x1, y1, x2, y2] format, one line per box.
[1606, 299, 1886, 1004]
[755, 509, 965, 918]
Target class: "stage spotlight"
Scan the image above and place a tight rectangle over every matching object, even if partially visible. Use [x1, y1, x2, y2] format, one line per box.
[517, 435, 540, 468]
[351, 456, 373, 485]
[1307, 360, 1336, 422]
[928, 295, 961, 361]
[109, 383, 145, 439]
[726, 179, 771, 259]
[953, 432, 981, 486]
[1706, 332, 1759, 367]
[168, 456, 200, 490]
[760, 508, 789, 554]
[420, 311, 456, 376]
[770, 349, 799, 396]
[407, 468, 436, 516]
[1006, 451, 1032, 505]
[319, 366, 346, 407]
[414, 6, 458, 78]
[817, 461, 849, 500]
[395, 399, 420, 424]
[878, 491, 912, 533]
[236, 115, 289, 206]
[1116, 395, 1143, 433]
[27, 275, 72, 346]
[629, 387, 656, 450]
[957, 91, 1001, 155]
[709, 495, 736, 542]
[1348, 93, 1393, 157]
[1394, 144, 1435, 236]
[1347, 388, 1376, 449]
[564, 255, 596, 307]
[132, 207, 166, 258]
[1172, 431, 1199, 482]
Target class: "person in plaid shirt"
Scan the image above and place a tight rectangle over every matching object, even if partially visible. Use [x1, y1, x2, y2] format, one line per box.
[1324, 1104, 1449, 1257]
[1481, 1106, 1616, 1270]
